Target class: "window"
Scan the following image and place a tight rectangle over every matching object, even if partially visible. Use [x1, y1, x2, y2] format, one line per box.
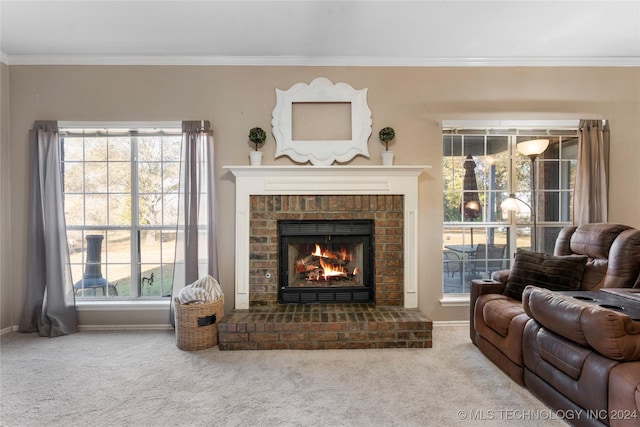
[61, 124, 182, 299]
[442, 122, 578, 294]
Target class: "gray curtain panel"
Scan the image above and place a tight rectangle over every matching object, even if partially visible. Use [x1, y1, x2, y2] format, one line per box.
[19, 121, 78, 337]
[574, 120, 610, 225]
[170, 121, 218, 326]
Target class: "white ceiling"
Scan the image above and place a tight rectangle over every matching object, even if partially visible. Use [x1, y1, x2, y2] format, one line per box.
[1, 0, 639, 66]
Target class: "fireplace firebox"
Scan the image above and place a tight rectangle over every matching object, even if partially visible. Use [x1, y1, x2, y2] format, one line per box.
[278, 220, 374, 304]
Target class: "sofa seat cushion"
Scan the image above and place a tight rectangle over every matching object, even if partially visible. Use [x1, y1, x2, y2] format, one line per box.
[482, 296, 526, 337]
[475, 293, 530, 365]
[504, 249, 588, 301]
[523, 286, 640, 361]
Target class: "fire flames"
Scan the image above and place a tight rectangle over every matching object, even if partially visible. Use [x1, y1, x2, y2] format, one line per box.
[319, 257, 347, 278]
[295, 243, 358, 282]
[312, 244, 352, 261]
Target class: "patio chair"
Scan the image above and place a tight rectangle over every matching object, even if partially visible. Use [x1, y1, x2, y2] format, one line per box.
[443, 250, 462, 277]
[468, 243, 506, 280]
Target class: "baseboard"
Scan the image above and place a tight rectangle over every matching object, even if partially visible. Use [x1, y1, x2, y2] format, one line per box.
[4, 322, 466, 333]
[1, 324, 173, 335]
[433, 320, 469, 327]
[79, 324, 173, 331]
[0, 325, 19, 336]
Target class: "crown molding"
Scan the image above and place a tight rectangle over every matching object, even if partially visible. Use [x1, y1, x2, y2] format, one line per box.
[4, 54, 640, 67]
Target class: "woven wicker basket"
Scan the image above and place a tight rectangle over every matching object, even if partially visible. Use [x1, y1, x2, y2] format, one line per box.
[174, 296, 224, 351]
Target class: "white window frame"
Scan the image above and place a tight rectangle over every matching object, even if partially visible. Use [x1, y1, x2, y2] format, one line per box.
[60, 121, 181, 304]
[439, 120, 579, 306]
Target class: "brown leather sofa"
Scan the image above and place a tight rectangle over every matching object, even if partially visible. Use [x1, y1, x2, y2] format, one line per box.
[471, 223, 640, 385]
[522, 287, 640, 427]
[469, 223, 640, 426]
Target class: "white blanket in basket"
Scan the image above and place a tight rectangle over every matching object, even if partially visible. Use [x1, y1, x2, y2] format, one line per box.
[177, 275, 223, 304]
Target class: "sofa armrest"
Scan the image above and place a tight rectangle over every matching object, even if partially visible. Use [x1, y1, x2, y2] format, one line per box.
[470, 279, 506, 344]
[522, 286, 640, 361]
[491, 269, 510, 284]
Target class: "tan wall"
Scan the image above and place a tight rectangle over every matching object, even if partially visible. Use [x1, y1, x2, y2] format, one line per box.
[1, 61, 11, 331]
[6, 65, 640, 327]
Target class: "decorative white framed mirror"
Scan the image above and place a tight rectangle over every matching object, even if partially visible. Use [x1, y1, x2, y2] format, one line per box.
[271, 77, 372, 166]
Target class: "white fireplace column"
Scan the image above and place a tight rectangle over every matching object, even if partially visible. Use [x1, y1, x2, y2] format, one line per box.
[224, 165, 430, 309]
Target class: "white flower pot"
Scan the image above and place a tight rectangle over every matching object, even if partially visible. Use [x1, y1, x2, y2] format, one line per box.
[249, 151, 263, 166]
[381, 151, 394, 166]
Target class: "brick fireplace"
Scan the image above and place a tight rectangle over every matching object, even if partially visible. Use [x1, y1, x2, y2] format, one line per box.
[224, 166, 428, 309]
[220, 166, 432, 350]
[250, 195, 403, 306]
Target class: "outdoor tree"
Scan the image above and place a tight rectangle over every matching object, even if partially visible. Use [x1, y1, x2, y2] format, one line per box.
[62, 133, 181, 242]
[136, 135, 180, 243]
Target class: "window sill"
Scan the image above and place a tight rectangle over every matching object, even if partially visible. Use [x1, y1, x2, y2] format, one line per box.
[76, 300, 170, 311]
[439, 294, 470, 307]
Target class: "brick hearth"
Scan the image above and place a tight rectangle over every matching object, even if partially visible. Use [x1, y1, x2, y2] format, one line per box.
[218, 304, 432, 350]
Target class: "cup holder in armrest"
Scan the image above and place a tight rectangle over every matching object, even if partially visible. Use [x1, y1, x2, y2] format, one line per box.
[573, 296, 596, 301]
[599, 304, 624, 311]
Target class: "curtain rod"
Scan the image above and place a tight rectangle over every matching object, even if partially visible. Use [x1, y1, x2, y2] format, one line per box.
[439, 119, 586, 129]
[59, 121, 181, 128]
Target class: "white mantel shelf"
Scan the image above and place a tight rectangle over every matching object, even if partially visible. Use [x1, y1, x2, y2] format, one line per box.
[224, 165, 431, 309]
[224, 165, 431, 174]
[224, 165, 431, 194]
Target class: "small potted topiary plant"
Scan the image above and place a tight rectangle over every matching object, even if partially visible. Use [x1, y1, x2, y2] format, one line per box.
[248, 127, 267, 165]
[379, 127, 396, 165]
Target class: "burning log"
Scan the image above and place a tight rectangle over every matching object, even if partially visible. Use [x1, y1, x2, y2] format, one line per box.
[295, 256, 319, 273]
[292, 243, 361, 285]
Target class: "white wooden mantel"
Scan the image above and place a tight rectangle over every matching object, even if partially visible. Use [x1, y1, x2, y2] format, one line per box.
[223, 165, 431, 309]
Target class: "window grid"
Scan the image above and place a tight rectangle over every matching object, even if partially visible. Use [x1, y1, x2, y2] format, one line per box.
[442, 128, 578, 295]
[62, 127, 181, 299]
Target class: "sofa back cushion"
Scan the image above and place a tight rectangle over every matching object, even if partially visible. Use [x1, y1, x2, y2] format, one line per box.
[566, 223, 630, 259]
[523, 286, 640, 361]
[554, 222, 640, 290]
[503, 249, 587, 301]
[606, 228, 640, 289]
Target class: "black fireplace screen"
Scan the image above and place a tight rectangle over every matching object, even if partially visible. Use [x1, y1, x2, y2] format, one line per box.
[278, 220, 374, 304]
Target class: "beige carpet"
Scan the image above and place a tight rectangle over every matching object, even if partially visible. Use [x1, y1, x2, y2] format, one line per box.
[1, 324, 566, 426]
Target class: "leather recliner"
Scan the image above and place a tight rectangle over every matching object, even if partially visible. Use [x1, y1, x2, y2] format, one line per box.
[522, 286, 640, 427]
[470, 223, 640, 386]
